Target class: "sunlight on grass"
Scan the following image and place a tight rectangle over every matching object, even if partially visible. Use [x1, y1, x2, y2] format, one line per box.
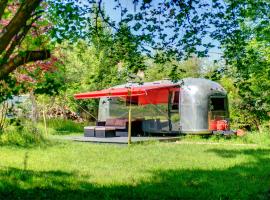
[180, 131, 270, 146]
[0, 140, 269, 199]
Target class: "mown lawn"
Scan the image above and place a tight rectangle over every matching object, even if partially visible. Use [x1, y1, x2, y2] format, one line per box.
[0, 140, 270, 200]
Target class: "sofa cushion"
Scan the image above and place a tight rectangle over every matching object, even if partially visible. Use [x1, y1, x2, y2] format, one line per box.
[105, 118, 116, 126]
[105, 118, 128, 128]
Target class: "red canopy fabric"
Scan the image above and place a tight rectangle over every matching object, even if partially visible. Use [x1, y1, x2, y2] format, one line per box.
[74, 84, 179, 105]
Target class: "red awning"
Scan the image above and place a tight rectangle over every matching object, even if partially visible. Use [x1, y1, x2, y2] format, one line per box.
[74, 84, 179, 105]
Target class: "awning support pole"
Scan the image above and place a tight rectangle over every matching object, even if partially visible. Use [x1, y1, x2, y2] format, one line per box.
[128, 103, 132, 145]
[127, 89, 132, 145]
[168, 91, 172, 132]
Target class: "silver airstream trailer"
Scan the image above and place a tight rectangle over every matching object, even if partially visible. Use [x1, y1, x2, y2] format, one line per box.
[180, 78, 229, 134]
[93, 78, 229, 135]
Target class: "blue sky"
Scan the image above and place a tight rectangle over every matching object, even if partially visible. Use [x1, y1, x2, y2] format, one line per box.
[82, 0, 223, 61]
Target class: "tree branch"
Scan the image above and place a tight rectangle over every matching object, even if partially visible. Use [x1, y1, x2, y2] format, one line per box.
[1, 23, 33, 64]
[97, 0, 118, 30]
[0, 50, 50, 79]
[0, 0, 42, 55]
[0, 0, 8, 21]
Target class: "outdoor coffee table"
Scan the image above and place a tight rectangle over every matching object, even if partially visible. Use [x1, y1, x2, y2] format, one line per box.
[84, 126, 96, 137]
[95, 127, 116, 138]
[115, 131, 128, 137]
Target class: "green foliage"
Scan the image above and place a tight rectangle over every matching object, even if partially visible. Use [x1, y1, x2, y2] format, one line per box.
[219, 39, 270, 129]
[46, 0, 88, 43]
[45, 119, 86, 135]
[0, 117, 86, 146]
[56, 16, 146, 118]
[0, 123, 45, 147]
[144, 55, 202, 82]
[111, 25, 146, 73]
[210, 5, 270, 129]
[0, 1, 65, 102]
[213, 2, 270, 129]
[0, 76, 21, 103]
[121, 0, 218, 59]
[47, 0, 269, 60]
[1, 0, 269, 130]
[237, 41, 270, 122]
[33, 65, 66, 96]
[219, 76, 254, 130]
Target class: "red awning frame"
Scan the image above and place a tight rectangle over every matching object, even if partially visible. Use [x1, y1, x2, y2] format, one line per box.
[74, 84, 180, 102]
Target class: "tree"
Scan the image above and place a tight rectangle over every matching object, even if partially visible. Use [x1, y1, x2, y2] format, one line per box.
[0, 0, 88, 82]
[227, 40, 270, 130]
[1, 0, 269, 128]
[0, 0, 50, 79]
[13, 56, 65, 122]
[144, 55, 202, 82]
[0, 0, 88, 106]
[55, 11, 147, 119]
[217, 1, 270, 130]
[1, 0, 268, 78]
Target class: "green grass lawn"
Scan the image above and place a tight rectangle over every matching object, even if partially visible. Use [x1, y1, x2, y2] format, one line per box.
[0, 140, 270, 200]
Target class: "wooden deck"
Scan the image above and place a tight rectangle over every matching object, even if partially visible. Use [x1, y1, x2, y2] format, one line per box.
[61, 135, 181, 144]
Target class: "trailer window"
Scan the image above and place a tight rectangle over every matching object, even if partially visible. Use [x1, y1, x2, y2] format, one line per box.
[210, 97, 225, 111]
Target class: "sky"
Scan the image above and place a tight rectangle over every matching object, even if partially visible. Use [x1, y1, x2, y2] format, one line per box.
[82, 0, 223, 62]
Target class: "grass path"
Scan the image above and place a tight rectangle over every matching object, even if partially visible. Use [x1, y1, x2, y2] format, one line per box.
[0, 140, 269, 199]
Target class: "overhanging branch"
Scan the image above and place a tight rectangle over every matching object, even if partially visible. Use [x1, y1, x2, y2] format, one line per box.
[0, 0, 42, 55]
[1, 23, 32, 64]
[0, 50, 50, 79]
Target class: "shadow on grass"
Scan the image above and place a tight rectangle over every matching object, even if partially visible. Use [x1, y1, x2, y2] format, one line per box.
[1, 148, 270, 200]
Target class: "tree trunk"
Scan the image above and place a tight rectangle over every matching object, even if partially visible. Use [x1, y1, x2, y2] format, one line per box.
[0, 0, 50, 79]
[29, 91, 38, 123]
[61, 92, 67, 120]
[0, 0, 42, 54]
[0, 50, 50, 79]
[254, 119, 262, 133]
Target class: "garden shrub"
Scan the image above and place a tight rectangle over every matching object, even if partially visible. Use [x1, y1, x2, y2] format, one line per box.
[0, 123, 45, 147]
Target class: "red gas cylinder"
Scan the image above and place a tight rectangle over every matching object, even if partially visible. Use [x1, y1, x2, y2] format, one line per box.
[216, 120, 229, 131]
[209, 120, 217, 130]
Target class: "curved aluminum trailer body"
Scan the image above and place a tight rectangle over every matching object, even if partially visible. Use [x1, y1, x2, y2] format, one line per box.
[179, 78, 228, 134]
